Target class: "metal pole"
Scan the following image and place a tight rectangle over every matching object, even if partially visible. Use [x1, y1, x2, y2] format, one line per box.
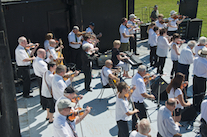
[157, 82, 161, 108]
[0, 0, 21, 136]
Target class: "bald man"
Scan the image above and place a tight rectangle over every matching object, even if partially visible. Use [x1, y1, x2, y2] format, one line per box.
[33, 48, 52, 107]
[15, 36, 39, 98]
[101, 59, 120, 88]
[47, 39, 64, 62]
[157, 98, 181, 137]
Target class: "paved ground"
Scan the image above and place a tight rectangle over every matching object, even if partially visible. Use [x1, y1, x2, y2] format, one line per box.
[16, 40, 205, 137]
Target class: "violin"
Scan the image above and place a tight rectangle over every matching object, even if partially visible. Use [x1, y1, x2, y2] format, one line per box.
[63, 70, 77, 81]
[71, 94, 82, 103]
[25, 43, 38, 50]
[76, 31, 86, 37]
[67, 107, 85, 121]
[159, 19, 169, 24]
[124, 86, 134, 98]
[143, 73, 155, 83]
[181, 81, 188, 90]
[173, 15, 188, 20]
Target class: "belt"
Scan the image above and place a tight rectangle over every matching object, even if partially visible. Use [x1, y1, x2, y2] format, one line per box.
[18, 65, 30, 68]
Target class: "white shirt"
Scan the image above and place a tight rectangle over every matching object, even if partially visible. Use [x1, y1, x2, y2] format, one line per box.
[168, 88, 183, 109]
[15, 45, 31, 66]
[178, 46, 194, 65]
[68, 31, 82, 49]
[157, 106, 180, 137]
[148, 28, 154, 45]
[193, 57, 207, 78]
[171, 42, 179, 61]
[201, 100, 207, 123]
[47, 46, 58, 60]
[156, 36, 171, 57]
[135, 132, 148, 137]
[131, 73, 146, 103]
[129, 130, 138, 137]
[82, 41, 94, 49]
[52, 74, 71, 100]
[86, 27, 93, 34]
[44, 40, 50, 51]
[115, 94, 130, 121]
[150, 31, 158, 47]
[168, 17, 178, 31]
[127, 20, 138, 34]
[32, 56, 49, 78]
[119, 24, 129, 43]
[41, 70, 54, 98]
[101, 66, 112, 86]
[194, 45, 204, 57]
[155, 20, 167, 29]
[53, 112, 75, 137]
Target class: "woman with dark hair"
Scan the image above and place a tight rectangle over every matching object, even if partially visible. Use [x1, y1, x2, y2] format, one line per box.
[115, 82, 138, 137]
[156, 28, 172, 74]
[166, 72, 191, 123]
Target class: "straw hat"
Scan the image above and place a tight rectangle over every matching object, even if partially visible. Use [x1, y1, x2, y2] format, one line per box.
[198, 47, 207, 57]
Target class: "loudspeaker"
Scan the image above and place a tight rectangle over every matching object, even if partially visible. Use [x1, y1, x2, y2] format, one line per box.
[97, 54, 112, 67]
[177, 18, 190, 39]
[151, 77, 168, 101]
[181, 106, 197, 121]
[179, 0, 198, 19]
[140, 23, 150, 40]
[187, 18, 202, 40]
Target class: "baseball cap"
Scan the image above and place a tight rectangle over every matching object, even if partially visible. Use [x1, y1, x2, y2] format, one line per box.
[57, 99, 76, 109]
[89, 22, 95, 26]
[73, 26, 79, 30]
[129, 14, 137, 19]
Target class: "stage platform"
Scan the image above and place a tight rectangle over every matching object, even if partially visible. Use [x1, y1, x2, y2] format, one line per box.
[16, 40, 206, 137]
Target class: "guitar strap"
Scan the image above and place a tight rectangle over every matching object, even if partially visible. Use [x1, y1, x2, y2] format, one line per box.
[44, 71, 53, 97]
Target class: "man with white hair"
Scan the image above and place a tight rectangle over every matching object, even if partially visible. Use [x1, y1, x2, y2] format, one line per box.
[131, 65, 155, 130]
[195, 36, 207, 57]
[15, 36, 39, 98]
[193, 47, 207, 112]
[81, 43, 98, 91]
[68, 26, 83, 70]
[178, 40, 196, 80]
[128, 14, 141, 55]
[137, 118, 151, 137]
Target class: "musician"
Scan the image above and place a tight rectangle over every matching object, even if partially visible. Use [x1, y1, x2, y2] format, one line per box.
[41, 62, 57, 123]
[177, 40, 196, 93]
[55, 87, 90, 137]
[157, 98, 181, 137]
[150, 5, 159, 22]
[155, 14, 167, 29]
[33, 48, 52, 106]
[128, 14, 141, 55]
[53, 99, 76, 137]
[52, 65, 78, 101]
[68, 26, 83, 70]
[81, 43, 98, 91]
[82, 33, 99, 53]
[166, 72, 191, 123]
[111, 40, 132, 78]
[86, 22, 102, 38]
[131, 65, 155, 130]
[101, 60, 120, 88]
[156, 28, 172, 74]
[130, 119, 151, 137]
[200, 99, 207, 137]
[195, 36, 207, 57]
[193, 47, 207, 112]
[167, 10, 186, 36]
[149, 26, 159, 67]
[116, 82, 139, 137]
[44, 33, 53, 52]
[147, 22, 156, 48]
[15, 36, 38, 98]
[170, 33, 185, 79]
[119, 17, 134, 52]
[47, 39, 64, 62]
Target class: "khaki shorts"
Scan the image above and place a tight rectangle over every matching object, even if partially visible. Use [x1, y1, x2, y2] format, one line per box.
[120, 42, 130, 52]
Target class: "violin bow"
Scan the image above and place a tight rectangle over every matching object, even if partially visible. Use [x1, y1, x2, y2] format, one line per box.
[76, 100, 84, 137]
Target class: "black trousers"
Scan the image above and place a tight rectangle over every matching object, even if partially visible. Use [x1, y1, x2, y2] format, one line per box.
[177, 63, 190, 81]
[36, 76, 43, 105]
[150, 46, 157, 66]
[156, 56, 166, 74]
[117, 120, 129, 137]
[83, 67, 92, 90]
[18, 66, 31, 97]
[171, 60, 178, 77]
[132, 102, 147, 130]
[200, 118, 207, 137]
[193, 75, 206, 112]
[69, 47, 82, 70]
[130, 34, 137, 54]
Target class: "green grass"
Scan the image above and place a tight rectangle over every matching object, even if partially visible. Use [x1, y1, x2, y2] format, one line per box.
[133, 0, 207, 37]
